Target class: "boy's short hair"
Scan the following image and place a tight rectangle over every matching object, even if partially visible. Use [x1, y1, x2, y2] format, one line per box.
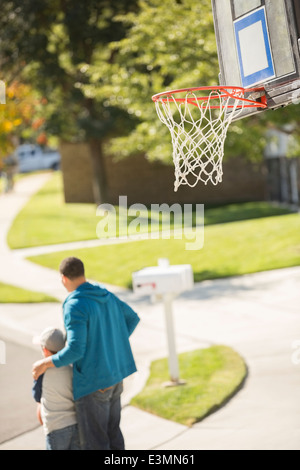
[34, 327, 65, 354]
[59, 257, 85, 280]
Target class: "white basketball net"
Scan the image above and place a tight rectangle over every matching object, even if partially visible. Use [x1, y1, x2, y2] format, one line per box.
[154, 88, 246, 191]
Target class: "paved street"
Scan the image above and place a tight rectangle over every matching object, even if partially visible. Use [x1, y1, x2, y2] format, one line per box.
[0, 338, 40, 444]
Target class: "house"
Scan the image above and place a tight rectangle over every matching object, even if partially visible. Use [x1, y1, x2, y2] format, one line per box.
[60, 142, 268, 206]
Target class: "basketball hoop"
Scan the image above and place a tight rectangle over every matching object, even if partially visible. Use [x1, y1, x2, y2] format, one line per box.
[152, 86, 267, 191]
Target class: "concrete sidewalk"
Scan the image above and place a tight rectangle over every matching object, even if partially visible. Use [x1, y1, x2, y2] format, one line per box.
[0, 173, 300, 450]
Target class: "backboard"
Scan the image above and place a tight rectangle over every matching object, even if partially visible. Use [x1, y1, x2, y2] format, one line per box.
[212, 0, 300, 119]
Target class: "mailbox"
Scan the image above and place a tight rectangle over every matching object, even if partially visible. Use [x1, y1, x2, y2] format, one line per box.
[132, 263, 194, 296]
[132, 260, 194, 386]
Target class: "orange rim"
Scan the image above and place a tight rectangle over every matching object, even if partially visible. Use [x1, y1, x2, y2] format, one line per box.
[152, 86, 267, 109]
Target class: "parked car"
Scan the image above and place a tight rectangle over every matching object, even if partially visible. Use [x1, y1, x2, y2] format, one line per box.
[14, 144, 61, 173]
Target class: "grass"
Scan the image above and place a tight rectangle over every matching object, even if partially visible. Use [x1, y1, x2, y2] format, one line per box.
[7, 171, 292, 249]
[27, 212, 300, 288]
[7, 172, 98, 249]
[0, 282, 58, 303]
[6, 171, 300, 288]
[131, 345, 247, 426]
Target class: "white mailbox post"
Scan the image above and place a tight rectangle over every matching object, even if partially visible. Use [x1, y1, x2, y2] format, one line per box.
[132, 259, 194, 386]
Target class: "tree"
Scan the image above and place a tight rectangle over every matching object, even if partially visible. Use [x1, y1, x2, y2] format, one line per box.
[85, 0, 300, 167]
[84, 0, 219, 163]
[0, 0, 139, 203]
[0, 81, 47, 163]
[1, 0, 299, 201]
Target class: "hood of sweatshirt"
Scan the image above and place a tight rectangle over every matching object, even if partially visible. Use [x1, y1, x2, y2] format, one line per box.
[63, 282, 112, 306]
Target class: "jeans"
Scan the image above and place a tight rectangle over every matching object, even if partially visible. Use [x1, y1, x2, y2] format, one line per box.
[75, 381, 125, 450]
[46, 424, 81, 450]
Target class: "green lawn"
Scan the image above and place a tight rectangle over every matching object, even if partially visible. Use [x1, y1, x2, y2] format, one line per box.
[131, 345, 247, 426]
[28, 212, 300, 288]
[6, 171, 300, 288]
[0, 282, 58, 303]
[7, 172, 98, 249]
[7, 171, 292, 249]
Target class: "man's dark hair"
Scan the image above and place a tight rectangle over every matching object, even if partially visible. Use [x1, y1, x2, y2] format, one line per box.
[59, 257, 85, 280]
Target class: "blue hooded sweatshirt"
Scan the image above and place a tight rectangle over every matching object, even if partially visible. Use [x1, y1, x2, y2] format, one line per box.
[51, 282, 140, 400]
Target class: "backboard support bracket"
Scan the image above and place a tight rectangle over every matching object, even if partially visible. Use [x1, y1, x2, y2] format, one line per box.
[212, 0, 300, 120]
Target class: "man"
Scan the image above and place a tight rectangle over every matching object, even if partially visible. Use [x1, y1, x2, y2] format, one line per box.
[32, 257, 140, 450]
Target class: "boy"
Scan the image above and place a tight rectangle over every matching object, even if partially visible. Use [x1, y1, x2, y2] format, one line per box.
[32, 326, 80, 450]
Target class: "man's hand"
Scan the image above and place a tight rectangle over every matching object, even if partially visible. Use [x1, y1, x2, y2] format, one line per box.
[32, 357, 54, 380]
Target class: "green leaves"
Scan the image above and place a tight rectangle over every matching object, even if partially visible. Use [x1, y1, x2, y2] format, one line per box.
[83, 0, 218, 161]
[1, 0, 299, 164]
